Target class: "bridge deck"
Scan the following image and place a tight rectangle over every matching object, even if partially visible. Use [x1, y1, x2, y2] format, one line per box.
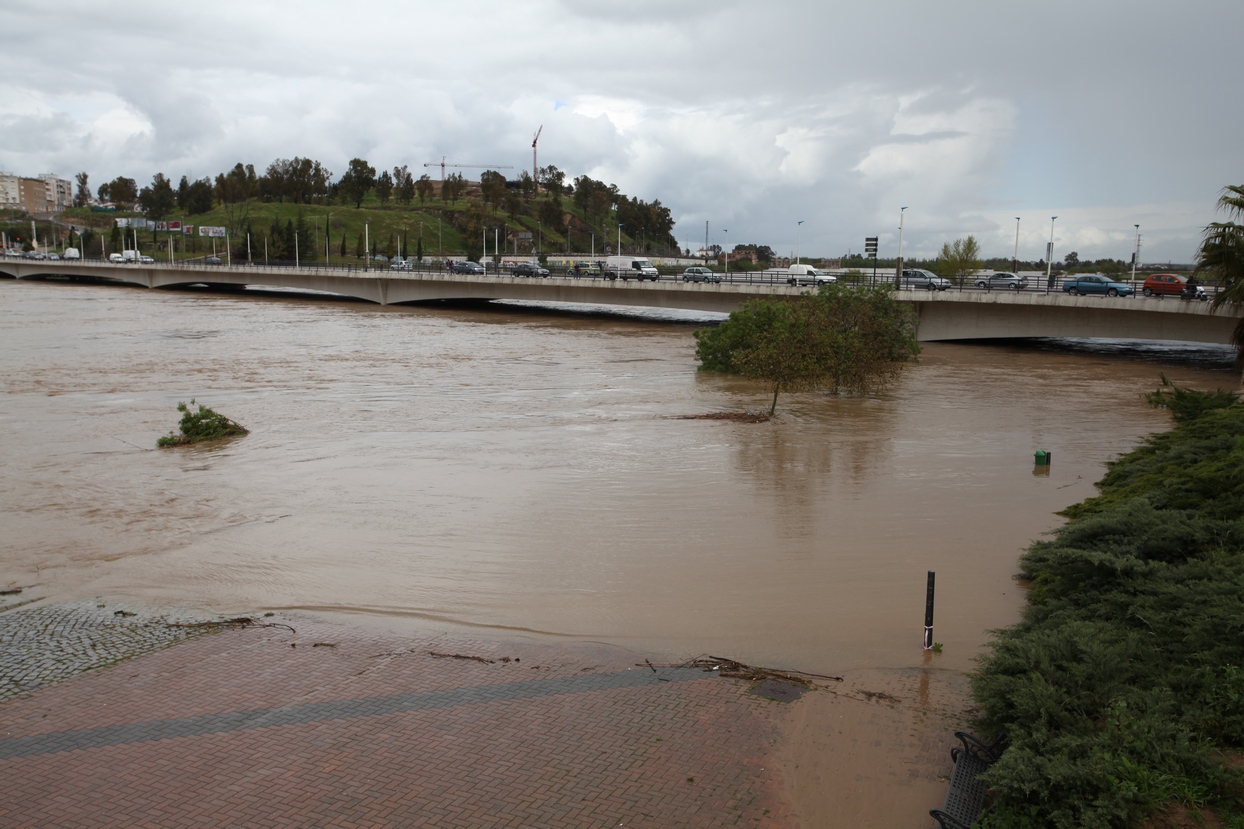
[1, 260, 1238, 345]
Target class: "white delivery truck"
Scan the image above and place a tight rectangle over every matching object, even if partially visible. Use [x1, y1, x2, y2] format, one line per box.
[786, 263, 837, 286]
[63, 247, 81, 260]
[603, 255, 660, 282]
[122, 249, 139, 262]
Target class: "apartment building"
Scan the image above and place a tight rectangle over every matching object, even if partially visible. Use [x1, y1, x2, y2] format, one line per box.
[0, 172, 74, 213]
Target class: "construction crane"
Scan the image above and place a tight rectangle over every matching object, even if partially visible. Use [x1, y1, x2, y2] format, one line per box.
[423, 157, 513, 182]
[531, 125, 543, 188]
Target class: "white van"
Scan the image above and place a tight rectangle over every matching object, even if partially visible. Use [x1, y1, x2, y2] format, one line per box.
[122, 249, 138, 262]
[108, 252, 125, 263]
[786, 264, 836, 286]
[63, 247, 81, 260]
[603, 255, 659, 282]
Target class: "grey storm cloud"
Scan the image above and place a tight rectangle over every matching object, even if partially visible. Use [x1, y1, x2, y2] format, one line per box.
[1, 0, 1239, 264]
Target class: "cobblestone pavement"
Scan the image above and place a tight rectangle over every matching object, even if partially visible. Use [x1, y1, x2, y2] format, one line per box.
[0, 607, 799, 828]
[0, 601, 218, 703]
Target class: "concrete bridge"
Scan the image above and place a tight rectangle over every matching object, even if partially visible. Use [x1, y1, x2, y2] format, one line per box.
[2, 259, 1240, 345]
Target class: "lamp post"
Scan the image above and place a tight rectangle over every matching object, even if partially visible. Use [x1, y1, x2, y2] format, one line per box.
[796, 220, 804, 264]
[294, 230, 299, 269]
[365, 221, 370, 271]
[1045, 216, 1057, 291]
[1012, 217, 1020, 273]
[723, 228, 729, 279]
[617, 223, 622, 259]
[1131, 224, 1141, 283]
[896, 207, 908, 285]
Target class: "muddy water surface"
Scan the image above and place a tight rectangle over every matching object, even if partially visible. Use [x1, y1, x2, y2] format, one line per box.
[1, 279, 1235, 675]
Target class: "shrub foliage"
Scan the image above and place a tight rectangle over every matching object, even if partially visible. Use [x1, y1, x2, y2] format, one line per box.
[157, 400, 249, 447]
[971, 385, 1244, 828]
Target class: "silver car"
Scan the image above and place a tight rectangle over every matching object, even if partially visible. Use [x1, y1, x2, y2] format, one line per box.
[974, 272, 1027, 290]
[901, 269, 952, 291]
[682, 267, 721, 283]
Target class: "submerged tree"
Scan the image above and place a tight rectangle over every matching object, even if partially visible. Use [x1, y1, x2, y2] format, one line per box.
[157, 400, 249, 447]
[694, 284, 920, 416]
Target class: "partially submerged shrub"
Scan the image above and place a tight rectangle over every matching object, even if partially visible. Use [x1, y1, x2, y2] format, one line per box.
[157, 400, 249, 447]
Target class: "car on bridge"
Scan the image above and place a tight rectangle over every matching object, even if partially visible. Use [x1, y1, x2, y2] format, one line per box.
[1141, 273, 1189, 297]
[1062, 275, 1134, 297]
[786, 264, 836, 286]
[682, 267, 721, 283]
[449, 261, 485, 275]
[974, 272, 1028, 290]
[204, 256, 223, 266]
[900, 269, 952, 291]
[138, 255, 155, 264]
[512, 263, 550, 278]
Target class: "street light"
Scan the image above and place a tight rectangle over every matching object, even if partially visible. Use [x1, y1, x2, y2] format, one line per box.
[896, 207, 908, 285]
[796, 220, 804, 264]
[294, 230, 299, 269]
[1131, 224, 1141, 283]
[1045, 216, 1058, 290]
[1012, 217, 1020, 273]
[365, 221, 370, 272]
[723, 228, 729, 279]
[617, 223, 623, 260]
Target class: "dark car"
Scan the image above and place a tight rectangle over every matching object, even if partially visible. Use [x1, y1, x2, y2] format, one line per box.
[974, 272, 1028, 290]
[682, 267, 721, 283]
[512, 263, 550, 278]
[450, 261, 485, 275]
[204, 256, 223, 266]
[1141, 273, 1187, 297]
[1062, 275, 1134, 297]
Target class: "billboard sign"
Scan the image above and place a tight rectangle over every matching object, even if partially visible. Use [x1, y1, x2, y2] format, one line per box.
[115, 218, 129, 228]
[199, 226, 227, 238]
[167, 221, 181, 231]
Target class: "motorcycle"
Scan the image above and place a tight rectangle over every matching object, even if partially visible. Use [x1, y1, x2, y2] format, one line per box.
[1180, 284, 1208, 301]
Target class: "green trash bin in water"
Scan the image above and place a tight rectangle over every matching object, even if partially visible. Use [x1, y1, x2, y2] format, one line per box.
[1034, 449, 1050, 466]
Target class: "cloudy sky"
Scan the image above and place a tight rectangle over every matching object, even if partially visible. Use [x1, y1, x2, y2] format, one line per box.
[2, 0, 1239, 264]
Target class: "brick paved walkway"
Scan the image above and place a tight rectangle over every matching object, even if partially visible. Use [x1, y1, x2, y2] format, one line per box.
[0, 610, 799, 828]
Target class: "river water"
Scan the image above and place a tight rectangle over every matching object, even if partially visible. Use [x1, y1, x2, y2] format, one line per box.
[1, 279, 1236, 675]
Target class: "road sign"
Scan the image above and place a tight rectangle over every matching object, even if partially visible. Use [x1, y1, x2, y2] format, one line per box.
[865, 236, 878, 258]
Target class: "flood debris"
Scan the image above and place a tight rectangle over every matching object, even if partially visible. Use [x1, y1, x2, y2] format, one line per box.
[671, 412, 772, 423]
[165, 616, 296, 634]
[682, 655, 843, 688]
[429, 651, 495, 664]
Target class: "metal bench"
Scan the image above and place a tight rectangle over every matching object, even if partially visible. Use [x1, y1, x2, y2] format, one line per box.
[929, 731, 1007, 829]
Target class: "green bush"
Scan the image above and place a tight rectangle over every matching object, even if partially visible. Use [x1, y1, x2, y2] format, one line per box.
[970, 385, 1244, 827]
[157, 400, 249, 447]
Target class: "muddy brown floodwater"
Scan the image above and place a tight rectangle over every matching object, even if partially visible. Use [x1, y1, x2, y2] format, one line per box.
[1, 278, 1236, 676]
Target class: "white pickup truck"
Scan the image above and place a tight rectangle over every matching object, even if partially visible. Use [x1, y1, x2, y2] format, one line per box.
[786, 264, 837, 286]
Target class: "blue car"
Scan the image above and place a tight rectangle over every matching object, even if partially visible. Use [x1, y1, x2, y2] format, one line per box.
[1062, 275, 1134, 297]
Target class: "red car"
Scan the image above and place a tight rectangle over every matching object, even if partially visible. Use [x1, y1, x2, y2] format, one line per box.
[1141, 273, 1188, 297]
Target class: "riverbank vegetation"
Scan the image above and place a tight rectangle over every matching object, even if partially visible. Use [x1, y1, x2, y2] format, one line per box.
[971, 384, 1244, 828]
[693, 284, 920, 416]
[157, 400, 248, 447]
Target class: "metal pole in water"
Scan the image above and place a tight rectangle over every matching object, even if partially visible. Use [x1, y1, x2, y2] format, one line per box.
[923, 571, 936, 650]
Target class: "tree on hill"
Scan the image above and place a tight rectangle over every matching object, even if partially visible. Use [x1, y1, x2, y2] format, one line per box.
[415, 174, 434, 205]
[480, 170, 506, 212]
[139, 173, 176, 221]
[375, 169, 393, 204]
[98, 176, 138, 206]
[694, 285, 920, 416]
[74, 172, 90, 207]
[339, 158, 376, 208]
[394, 166, 414, 205]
